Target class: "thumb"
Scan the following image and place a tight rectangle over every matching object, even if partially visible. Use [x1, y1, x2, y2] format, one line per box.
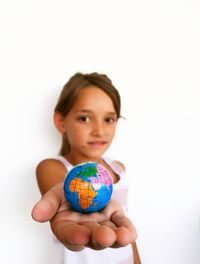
[31, 183, 63, 222]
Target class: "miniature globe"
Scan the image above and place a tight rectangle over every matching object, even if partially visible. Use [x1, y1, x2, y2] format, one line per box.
[63, 162, 113, 213]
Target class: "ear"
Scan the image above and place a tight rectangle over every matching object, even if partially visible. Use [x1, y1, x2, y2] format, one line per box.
[53, 111, 66, 134]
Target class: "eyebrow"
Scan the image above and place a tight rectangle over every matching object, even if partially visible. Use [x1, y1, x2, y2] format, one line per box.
[73, 109, 117, 115]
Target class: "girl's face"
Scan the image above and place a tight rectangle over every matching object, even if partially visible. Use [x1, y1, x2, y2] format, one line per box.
[55, 86, 118, 163]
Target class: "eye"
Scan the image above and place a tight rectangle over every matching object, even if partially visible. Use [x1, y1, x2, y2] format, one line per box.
[77, 115, 91, 123]
[104, 116, 117, 124]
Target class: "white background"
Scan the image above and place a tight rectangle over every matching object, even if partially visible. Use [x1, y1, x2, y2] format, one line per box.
[0, 0, 200, 263]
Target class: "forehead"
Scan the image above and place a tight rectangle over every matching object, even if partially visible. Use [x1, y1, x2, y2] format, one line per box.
[71, 86, 116, 112]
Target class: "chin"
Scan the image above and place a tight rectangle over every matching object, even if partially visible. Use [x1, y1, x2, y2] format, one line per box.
[84, 151, 106, 160]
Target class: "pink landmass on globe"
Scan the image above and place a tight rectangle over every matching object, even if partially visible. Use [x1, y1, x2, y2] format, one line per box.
[88, 164, 112, 190]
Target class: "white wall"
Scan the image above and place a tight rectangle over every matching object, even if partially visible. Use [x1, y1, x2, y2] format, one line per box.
[0, 0, 200, 263]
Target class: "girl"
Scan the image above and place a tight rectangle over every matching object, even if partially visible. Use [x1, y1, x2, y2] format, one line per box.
[32, 72, 141, 264]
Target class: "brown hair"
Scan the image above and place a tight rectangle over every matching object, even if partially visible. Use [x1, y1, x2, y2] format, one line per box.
[54, 72, 121, 155]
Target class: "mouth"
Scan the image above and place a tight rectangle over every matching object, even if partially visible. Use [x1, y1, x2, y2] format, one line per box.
[87, 140, 107, 147]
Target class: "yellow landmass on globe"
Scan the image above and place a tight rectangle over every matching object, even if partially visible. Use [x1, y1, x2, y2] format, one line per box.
[69, 178, 97, 209]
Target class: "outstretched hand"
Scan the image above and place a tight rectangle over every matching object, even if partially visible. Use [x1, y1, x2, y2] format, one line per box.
[32, 182, 137, 251]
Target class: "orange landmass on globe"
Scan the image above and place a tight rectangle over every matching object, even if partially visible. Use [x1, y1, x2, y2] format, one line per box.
[69, 178, 97, 209]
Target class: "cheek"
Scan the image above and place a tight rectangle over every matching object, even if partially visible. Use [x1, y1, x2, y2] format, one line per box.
[67, 129, 86, 142]
[109, 125, 117, 136]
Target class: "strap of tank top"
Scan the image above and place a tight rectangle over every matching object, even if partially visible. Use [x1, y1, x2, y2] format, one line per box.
[103, 157, 124, 178]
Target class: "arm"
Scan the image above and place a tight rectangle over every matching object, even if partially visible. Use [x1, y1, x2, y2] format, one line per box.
[36, 158, 67, 194]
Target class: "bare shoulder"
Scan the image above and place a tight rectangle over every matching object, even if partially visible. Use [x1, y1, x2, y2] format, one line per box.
[36, 158, 66, 173]
[115, 160, 126, 172]
[36, 158, 68, 194]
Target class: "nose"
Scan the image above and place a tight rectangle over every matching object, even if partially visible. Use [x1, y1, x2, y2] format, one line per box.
[91, 121, 105, 137]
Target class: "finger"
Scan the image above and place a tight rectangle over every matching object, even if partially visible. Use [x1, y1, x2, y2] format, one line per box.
[111, 211, 137, 243]
[31, 183, 64, 222]
[62, 242, 85, 251]
[115, 226, 134, 246]
[51, 220, 91, 251]
[80, 221, 106, 250]
[91, 225, 116, 247]
[101, 220, 133, 247]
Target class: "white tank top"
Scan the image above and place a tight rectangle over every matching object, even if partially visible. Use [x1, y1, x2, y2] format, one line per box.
[53, 156, 134, 264]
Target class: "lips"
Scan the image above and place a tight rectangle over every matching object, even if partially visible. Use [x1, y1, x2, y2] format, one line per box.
[88, 140, 107, 147]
